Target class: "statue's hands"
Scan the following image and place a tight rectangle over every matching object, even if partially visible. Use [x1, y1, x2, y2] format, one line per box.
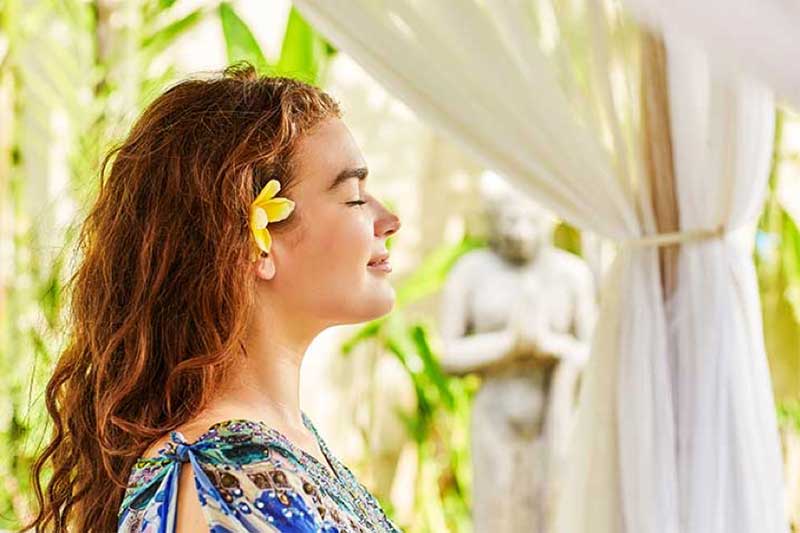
[507, 300, 559, 365]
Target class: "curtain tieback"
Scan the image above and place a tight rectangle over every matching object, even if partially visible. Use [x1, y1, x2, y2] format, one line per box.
[621, 224, 726, 247]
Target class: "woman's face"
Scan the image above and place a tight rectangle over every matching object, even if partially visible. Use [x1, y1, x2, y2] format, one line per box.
[257, 117, 401, 329]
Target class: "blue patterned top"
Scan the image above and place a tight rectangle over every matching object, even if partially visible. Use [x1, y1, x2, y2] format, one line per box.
[117, 411, 403, 532]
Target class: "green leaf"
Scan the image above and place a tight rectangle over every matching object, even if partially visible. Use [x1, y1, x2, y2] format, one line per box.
[141, 8, 206, 58]
[410, 324, 455, 410]
[778, 399, 800, 432]
[275, 6, 334, 84]
[218, 2, 270, 74]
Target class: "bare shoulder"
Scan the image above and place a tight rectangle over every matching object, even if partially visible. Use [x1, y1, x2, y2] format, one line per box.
[175, 463, 208, 533]
[140, 433, 173, 460]
[136, 414, 257, 533]
[135, 421, 219, 532]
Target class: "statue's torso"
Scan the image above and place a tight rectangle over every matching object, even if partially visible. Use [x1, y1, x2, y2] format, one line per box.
[466, 248, 576, 338]
[462, 247, 583, 437]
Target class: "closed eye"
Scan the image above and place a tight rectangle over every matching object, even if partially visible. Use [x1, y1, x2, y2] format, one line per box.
[347, 200, 367, 206]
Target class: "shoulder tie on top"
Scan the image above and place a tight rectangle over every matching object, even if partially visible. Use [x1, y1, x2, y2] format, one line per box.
[160, 431, 210, 463]
[155, 431, 264, 533]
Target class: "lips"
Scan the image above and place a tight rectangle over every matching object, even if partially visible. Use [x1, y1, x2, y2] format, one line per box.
[367, 254, 392, 272]
[367, 253, 389, 266]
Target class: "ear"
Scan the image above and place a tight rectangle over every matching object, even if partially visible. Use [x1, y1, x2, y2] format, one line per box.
[253, 251, 276, 281]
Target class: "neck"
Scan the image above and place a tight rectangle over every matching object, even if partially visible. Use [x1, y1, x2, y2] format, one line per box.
[209, 300, 324, 433]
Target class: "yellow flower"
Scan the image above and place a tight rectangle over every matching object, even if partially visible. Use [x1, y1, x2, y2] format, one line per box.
[249, 179, 295, 261]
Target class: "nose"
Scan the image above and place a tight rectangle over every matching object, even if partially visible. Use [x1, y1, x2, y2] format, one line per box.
[375, 204, 401, 238]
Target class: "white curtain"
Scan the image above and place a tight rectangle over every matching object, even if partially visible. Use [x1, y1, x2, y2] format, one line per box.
[622, 0, 800, 111]
[665, 36, 786, 532]
[289, 1, 788, 531]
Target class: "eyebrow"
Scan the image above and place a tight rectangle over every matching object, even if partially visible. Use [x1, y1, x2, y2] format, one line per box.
[327, 166, 368, 191]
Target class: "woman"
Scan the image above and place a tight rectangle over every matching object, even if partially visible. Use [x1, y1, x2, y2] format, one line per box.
[26, 62, 403, 532]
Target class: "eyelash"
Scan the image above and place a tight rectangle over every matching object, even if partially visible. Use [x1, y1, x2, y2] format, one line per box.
[347, 200, 367, 207]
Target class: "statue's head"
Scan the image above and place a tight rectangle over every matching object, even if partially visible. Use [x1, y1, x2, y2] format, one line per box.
[480, 170, 556, 264]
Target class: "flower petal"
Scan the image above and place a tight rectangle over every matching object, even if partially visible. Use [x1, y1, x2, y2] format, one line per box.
[263, 198, 295, 223]
[250, 206, 269, 230]
[253, 179, 281, 206]
[253, 227, 272, 255]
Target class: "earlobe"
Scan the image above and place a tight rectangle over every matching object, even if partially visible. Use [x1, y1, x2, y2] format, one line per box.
[255, 252, 276, 280]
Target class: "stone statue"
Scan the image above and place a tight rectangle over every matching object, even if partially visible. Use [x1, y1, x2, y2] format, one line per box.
[438, 170, 598, 533]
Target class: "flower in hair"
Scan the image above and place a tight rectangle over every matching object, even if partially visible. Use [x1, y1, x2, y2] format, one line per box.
[249, 179, 295, 261]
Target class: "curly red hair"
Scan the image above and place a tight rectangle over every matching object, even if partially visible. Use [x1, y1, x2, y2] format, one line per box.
[24, 62, 341, 532]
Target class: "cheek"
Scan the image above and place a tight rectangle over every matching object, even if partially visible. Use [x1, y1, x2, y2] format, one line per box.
[322, 211, 373, 268]
[276, 206, 394, 323]
[289, 207, 373, 281]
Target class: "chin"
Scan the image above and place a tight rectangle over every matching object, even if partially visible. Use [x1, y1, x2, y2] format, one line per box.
[372, 291, 396, 317]
[357, 290, 396, 323]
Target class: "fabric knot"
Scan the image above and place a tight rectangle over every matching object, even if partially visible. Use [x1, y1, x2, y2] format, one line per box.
[162, 431, 194, 463]
[174, 442, 192, 463]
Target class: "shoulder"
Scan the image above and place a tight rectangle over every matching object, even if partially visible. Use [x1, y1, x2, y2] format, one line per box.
[543, 247, 594, 285]
[446, 247, 497, 280]
[118, 420, 327, 532]
[139, 414, 246, 460]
